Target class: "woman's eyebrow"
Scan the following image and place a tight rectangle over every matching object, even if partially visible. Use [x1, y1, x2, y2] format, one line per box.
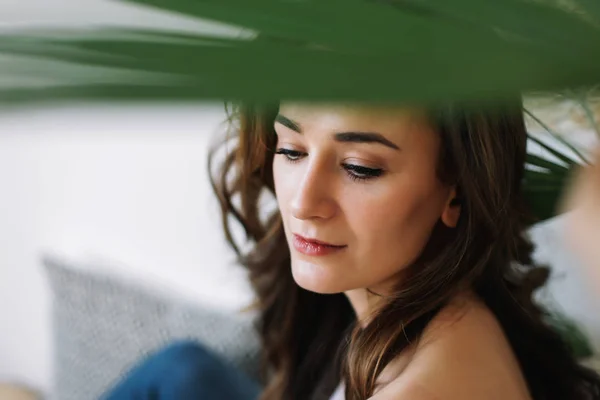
[275, 114, 302, 133]
[275, 113, 400, 151]
[334, 132, 400, 151]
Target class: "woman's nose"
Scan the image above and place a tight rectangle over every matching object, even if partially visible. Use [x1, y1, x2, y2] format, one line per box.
[290, 161, 337, 221]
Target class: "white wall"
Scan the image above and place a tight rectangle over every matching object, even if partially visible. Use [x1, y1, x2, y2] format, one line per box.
[0, 104, 257, 393]
[0, 0, 247, 392]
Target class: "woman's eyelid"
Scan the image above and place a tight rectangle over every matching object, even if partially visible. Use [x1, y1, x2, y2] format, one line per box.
[275, 146, 306, 157]
[342, 156, 386, 171]
[344, 163, 384, 176]
[274, 135, 304, 150]
[274, 144, 387, 172]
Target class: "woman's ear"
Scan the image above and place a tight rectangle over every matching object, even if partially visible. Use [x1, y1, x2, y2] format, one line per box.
[441, 186, 461, 228]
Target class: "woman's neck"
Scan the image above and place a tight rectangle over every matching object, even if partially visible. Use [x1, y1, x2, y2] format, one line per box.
[344, 288, 384, 327]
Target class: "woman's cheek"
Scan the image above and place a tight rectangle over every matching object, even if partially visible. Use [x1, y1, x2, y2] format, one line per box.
[273, 160, 297, 213]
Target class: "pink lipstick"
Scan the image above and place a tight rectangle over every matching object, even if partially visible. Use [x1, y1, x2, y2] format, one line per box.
[292, 234, 346, 256]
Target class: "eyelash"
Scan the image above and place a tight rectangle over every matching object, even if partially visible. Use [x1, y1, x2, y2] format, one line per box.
[274, 148, 384, 182]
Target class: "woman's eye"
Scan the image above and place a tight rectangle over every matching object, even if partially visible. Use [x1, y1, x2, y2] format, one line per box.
[274, 149, 383, 182]
[275, 148, 305, 163]
[343, 164, 384, 182]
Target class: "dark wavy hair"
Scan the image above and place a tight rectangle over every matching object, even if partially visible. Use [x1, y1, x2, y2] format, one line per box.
[208, 99, 600, 400]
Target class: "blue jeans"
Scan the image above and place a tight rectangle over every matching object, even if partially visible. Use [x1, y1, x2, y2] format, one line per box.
[102, 341, 262, 400]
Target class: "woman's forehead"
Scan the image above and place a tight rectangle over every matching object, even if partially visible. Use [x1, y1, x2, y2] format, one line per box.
[277, 102, 432, 137]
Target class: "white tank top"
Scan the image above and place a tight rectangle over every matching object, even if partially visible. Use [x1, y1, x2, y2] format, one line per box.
[329, 383, 345, 400]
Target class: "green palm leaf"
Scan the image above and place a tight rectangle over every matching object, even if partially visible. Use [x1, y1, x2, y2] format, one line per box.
[524, 161, 574, 223]
[0, 0, 596, 222]
[1, 0, 600, 102]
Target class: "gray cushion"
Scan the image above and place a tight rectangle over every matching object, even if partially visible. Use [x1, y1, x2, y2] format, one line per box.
[43, 255, 261, 400]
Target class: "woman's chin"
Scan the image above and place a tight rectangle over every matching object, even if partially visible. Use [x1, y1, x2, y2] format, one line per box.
[291, 260, 347, 294]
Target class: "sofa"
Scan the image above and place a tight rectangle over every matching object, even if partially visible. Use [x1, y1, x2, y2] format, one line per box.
[39, 255, 262, 400]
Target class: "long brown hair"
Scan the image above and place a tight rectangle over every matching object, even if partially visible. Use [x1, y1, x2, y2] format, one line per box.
[208, 99, 600, 400]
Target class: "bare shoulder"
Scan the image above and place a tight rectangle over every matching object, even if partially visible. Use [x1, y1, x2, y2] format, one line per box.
[371, 294, 532, 400]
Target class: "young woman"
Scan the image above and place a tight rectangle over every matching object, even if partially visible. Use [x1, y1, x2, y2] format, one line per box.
[104, 99, 600, 400]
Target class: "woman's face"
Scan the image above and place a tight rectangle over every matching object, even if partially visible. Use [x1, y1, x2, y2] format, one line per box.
[273, 103, 460, 295]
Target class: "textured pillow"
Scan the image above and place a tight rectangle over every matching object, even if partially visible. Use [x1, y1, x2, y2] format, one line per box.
[43, 256, 261, 400]
[167, 302, 262, 384]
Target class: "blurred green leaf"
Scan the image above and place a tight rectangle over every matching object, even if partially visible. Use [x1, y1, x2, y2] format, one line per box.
[0, 0, 599, 103]
[0, 0, 596, 224]
[526, 155, 570, 175]
[574, 0, 600, 22]
[527, 136, 581, 167]
[524, 138, 580, 223]
[544, 308, 594, 359]
[524, 108, 589, 164]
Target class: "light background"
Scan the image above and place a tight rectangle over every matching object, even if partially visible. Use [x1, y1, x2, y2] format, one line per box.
[0, 0, 598, 394]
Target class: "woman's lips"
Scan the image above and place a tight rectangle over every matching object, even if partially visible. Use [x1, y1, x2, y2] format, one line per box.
[292, 234, 347, 256]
